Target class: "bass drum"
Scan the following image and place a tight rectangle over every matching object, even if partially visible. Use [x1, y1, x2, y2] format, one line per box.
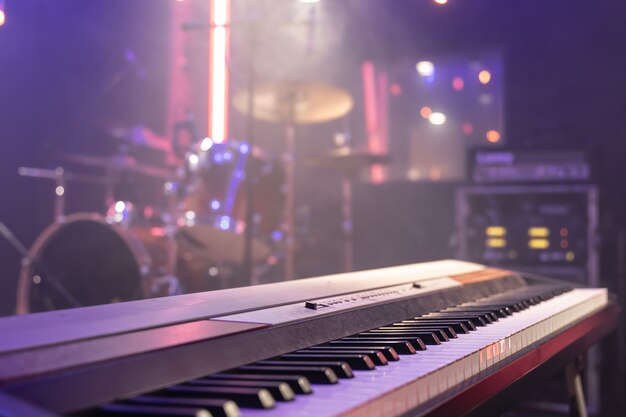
[16, 213, 160, 314]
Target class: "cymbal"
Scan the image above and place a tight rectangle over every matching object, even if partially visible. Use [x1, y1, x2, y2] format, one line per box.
[305, 147, 391, 173]
[178, 226, 271, 264]
[232, 81, 353, 124]
[58, 153, 173, 180]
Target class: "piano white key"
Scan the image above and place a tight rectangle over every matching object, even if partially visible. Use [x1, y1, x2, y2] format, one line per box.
[239, 288, 607, 417]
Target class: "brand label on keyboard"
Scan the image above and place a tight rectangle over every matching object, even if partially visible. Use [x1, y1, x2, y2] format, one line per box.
[216, 277, 461, 325]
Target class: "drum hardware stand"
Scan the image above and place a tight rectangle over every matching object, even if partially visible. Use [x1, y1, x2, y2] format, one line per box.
[340, 171, 354, 272]
[565, 355, 588, 417]
[0, 222, 81, 310]
[283, 119, 297, 281]
[305, 148, 390, 273]
[18, 166, 110, 223]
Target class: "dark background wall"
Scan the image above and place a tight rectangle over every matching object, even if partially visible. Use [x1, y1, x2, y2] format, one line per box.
[1, 0, 625, 317]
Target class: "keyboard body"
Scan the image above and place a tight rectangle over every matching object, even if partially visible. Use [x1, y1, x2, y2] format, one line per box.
[0, 259, 618, 417]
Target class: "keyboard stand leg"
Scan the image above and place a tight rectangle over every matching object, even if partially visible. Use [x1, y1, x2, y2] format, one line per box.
[565, 356, 588, 417]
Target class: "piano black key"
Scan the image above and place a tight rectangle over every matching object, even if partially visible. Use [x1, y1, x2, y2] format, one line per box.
[391, 321, 472, 333]
[237, 366, 338, 385]
[464, 305, 513, 316]
[307, 345, 400, 361]
[365, 328, 451, 341]
[367, 327, 451, 339]
[329, 340, 417, 354]
[428, 311, 493, 323]
[254, 360, 354, 378]
[163, 386, 275, 409]
[97, 404, 211, 417]
[404, 324, 458, 340]
[298, 348, 389, 365]
[444, 308, 504, 320]
[346, 334, 434, 348]
[186, 379, 295, 401]
[400, 318, 477, 331]
[280, 353, 376, 370]
[124, 396, 240, 417]
[206, 374, 312, 395]
[421, 313, 489, 326]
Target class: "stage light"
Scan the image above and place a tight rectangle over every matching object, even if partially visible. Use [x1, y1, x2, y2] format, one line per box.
[462, 123, 474, 135]
[452, 76, 464, 91]
[560, 227, 569, 237]
[560, 240, 569, 249]
[200, 137, 214, 151]
[210, 200, 221, 211]
[420, 106, 432, 118]
[0, 9, 5, 27]
[55, 186, 65, 196]
[486, 130, 501, 143]
[566, 251, 575, 262]
[434, 0, 448, 4]
[208, 0, 231, 144]
[428, 112, 446, 125]
[416, 61, 435, 77]
[478, 70, 491, 84]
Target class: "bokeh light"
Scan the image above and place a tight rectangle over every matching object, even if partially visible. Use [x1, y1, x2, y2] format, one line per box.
[486, 130, 501, 143]
[428, 112, 446, 125]
[420, 106, 433, 118]
[390, 83, 402, 96]
[416, 61, 435, 77]
[452, 76, 464, 91]
[478, 70, 492, 84]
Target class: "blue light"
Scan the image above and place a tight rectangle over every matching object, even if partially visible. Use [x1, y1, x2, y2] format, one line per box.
[223, 151, 233, 161]
[210, 200, 221, 211]
[271, 230, 284, 241]
[239, 143, 250, 154]
[219, 216, 232, 230]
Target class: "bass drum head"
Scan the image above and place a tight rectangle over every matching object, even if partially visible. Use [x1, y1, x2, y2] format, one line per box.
[17, 214, 145, 313]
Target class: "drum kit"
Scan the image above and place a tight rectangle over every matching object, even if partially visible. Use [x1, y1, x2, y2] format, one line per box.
[13, 80, 389, 314]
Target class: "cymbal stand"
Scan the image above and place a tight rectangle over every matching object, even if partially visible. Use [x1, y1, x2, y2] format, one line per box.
[341, 172, 353, 272]
[284, 121, 296, 281]
[243, 21, 259, 285]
